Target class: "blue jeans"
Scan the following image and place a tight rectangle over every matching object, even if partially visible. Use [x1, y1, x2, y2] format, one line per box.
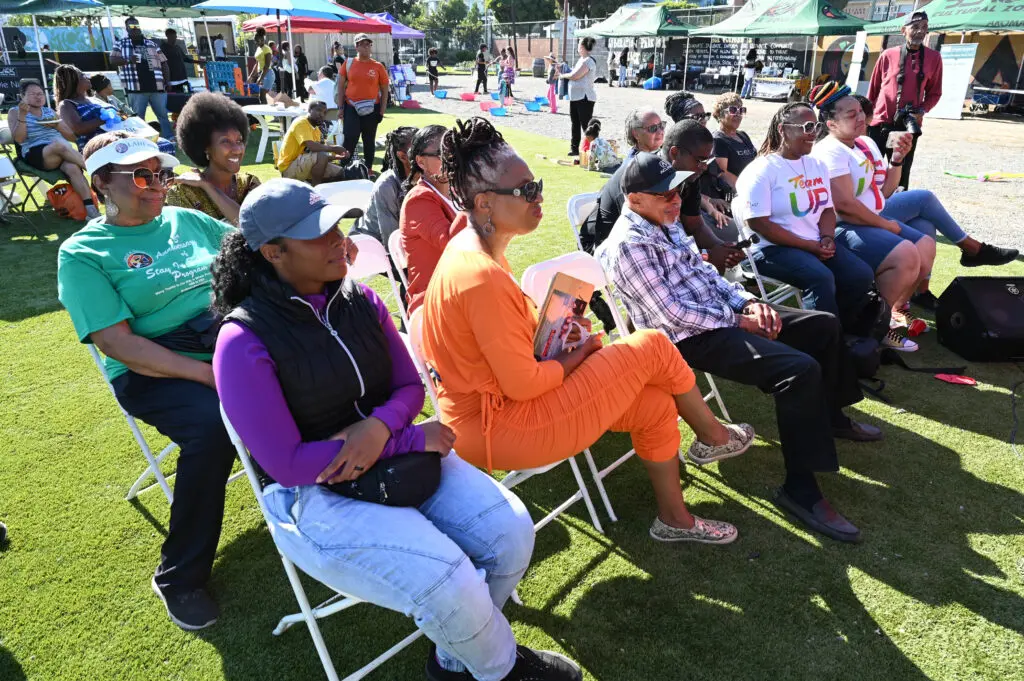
[263, 453, 534, 681]
[880, 189, 968, 245]
[753, 243, 875, 322]
[128, 92, 172, 140]
[741, 76, 753, 98]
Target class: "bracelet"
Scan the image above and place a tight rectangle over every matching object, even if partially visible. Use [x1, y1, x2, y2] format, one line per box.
[890, 160, 904, 167]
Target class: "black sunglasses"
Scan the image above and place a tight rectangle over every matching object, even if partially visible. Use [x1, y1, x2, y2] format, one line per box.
[492, 178, 543, 203]
[687, 112, 713, 122]
[640, 121, 666, 134]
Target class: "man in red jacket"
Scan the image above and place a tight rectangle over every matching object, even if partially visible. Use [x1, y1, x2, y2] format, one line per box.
[866, 10, 942, 190]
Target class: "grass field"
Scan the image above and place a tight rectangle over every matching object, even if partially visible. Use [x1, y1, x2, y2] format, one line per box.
[1, 110, 1022, 681]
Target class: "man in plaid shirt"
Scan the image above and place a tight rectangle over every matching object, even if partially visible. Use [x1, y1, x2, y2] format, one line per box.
[110, 16, 173, 140]
[598, 146, 883, 544]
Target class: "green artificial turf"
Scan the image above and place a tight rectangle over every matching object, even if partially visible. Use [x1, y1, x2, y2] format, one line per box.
[0, 110, 1022, 681]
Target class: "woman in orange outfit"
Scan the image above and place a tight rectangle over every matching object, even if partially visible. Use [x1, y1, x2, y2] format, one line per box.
[421, 118, 755, 545]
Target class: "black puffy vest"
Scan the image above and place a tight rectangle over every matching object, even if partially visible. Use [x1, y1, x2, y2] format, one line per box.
[225, 275, 393, 445]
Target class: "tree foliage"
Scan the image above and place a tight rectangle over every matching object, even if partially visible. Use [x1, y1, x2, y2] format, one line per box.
[486, 0, 557, 27]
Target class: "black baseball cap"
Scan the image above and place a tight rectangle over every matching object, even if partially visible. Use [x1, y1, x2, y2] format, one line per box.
[903, 10, 928, 25]
[620, 151, 694, 195]
[239, 179, 363, 251]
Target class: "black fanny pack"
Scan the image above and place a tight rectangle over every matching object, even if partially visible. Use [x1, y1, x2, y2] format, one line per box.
[149, 310, 222, 354]
[322, 451, 441, 507]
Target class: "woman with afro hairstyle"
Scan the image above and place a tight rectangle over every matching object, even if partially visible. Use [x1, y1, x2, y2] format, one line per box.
[166, 92, 260, 224]
[422, 117, 751, 546]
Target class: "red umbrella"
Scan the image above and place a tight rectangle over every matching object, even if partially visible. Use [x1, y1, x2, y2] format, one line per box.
[242, 14, 392, 34]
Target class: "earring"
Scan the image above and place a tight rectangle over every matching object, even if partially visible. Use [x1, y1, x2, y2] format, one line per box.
[481, 215, 495, 236]
[103, 195, 118, 219]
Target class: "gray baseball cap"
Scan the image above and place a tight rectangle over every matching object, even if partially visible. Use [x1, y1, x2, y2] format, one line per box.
[238, 178, 363, 251]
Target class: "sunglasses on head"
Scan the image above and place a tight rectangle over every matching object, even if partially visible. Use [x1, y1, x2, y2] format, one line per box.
[687, 112, 712, 122]
[640, 121, 666, 134]
[726, 106, 747, 115]
[492, 178, 543, 203]
[110, 167, 176, 189]
[783, 121, 826, 135]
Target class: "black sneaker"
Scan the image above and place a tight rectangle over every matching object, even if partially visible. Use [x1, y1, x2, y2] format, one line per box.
[425, 646, 473, 680]
[151, 577, 218, 631]
[910, 290, 939, 312]
[504, 646, 582, 681]
[961, 243, 1019, 268]
[567, 151, 579, 157]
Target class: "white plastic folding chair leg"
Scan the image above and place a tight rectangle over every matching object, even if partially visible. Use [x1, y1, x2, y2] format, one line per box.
[386, 229, 411, 293]
[88, 345, 176, 504]
[221, 406, 424, 681]
[730, 196, 804, 309]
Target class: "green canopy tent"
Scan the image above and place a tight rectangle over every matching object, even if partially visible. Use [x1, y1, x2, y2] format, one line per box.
[577, 6, 696, 85]
[864, 0, 1024, 34]
[576, 5, 694, 38]
[691, 0, 867, 85]
[866, 0, 1024, 97]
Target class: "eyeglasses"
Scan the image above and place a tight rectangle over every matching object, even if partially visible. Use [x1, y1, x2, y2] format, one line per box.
[783, 121, 826, 135]
[687, 113, 713, 123]
[492, 178, 543, 203]
[726, 106, 747, 115]
[639, 121, 666, 134]
[682, 149, 716, 166]
[110, 167, 176, 189]
[645, 188, 682, 201]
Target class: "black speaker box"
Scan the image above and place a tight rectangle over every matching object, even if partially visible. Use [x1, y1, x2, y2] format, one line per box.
[936, 277, 1024, 362]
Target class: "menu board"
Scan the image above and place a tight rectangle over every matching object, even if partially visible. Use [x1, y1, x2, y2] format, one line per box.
[670, 37, 810, 72]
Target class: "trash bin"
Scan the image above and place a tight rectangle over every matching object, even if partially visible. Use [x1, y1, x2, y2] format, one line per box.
[532, 57, 546, 78]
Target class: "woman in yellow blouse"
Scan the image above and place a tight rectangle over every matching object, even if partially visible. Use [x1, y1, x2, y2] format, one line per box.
[165, 92, 260, 224]
[421, 118, 754, 545]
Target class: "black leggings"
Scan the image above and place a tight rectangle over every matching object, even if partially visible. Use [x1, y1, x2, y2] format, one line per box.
[569, 97, 595, 155]
[342, 103, 381, 168]
[475, 67, 488, 93]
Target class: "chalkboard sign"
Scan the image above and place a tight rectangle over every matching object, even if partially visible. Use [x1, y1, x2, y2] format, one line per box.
[0, 63, 56, 109]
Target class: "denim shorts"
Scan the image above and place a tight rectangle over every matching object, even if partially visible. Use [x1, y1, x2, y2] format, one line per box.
[834, 222, 925, 271]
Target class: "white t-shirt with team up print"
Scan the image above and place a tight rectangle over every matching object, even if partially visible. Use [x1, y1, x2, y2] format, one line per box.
[811, 135, 888, 216]
[736, 153, 833, 250]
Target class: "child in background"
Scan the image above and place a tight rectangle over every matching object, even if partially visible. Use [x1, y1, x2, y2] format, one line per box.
[502, 47, 516, 100]
[426, 47, 440, 94]
[582, 119, 620, 173]
[543, 53, 559, 114]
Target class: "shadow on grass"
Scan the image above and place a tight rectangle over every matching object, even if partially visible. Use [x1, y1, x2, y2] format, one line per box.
[0, 213, 79, 322]
[0, 647, 26, 681]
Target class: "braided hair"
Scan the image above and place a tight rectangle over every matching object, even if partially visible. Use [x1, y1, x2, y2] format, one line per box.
[381, 126, 417, 182]
[439, 117, 515, 212]
[210, 231, 283, 314]
[403, 124, 446, 192]
[758, 102, 813, 156]
[53, 64, 82, 104]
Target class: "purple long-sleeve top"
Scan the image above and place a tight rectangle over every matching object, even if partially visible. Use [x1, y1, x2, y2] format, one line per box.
[213, 283, 426, 488]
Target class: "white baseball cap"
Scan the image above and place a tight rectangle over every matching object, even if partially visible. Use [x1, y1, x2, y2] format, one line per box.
[85, 136, 178, 175]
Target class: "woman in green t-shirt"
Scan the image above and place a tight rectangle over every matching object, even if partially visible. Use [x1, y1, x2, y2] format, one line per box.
[56, 131, 237, 632]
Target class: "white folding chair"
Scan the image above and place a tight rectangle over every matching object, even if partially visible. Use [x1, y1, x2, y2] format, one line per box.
[87, 345, 177, 503]
[317, 179, 374, 212]
[406, 307, 604, 534]
[729, 196, 804, 308]
[348, 234, 410, 329]
[564, 193, 733, 417]
[386, 229, 411, 293]
[220, 407, 423, 681]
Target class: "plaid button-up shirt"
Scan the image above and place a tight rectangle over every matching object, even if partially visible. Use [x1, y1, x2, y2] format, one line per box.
[597, 206, 755, 343]
[111, 37, 166, 92]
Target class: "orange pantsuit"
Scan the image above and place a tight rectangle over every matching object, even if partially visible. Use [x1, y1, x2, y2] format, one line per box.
[421, 246, 696, 472]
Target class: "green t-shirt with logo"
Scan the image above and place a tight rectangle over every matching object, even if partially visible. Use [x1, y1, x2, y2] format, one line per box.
[57, 207, 235, 380]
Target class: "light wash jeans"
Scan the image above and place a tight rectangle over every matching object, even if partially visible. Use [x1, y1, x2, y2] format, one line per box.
[128, 92, 172, 140]
[880, 189, 969, 245]
[263, 453, 534, 681]
[618, 67, 628, 87]
[741, 76, 754, 98]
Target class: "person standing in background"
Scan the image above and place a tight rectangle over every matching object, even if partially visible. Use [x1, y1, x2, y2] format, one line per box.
[160, 28, 204, 94]
[336, 33, 389, 170]
[561, 37, 598, 157]
[607, 47, 616, 87]
[247, 28, 274, 103]
[213, 34, 226, 60]
[475, 44, 489, 94]
[294, 45, 309, 100]
[741, 48, 757, 98]
[543, 53, 559, 113]
[866, 11, 942, 190]
[426, 47, 441, 95]
[618, 47, 629, 87]
[110, 16, 173, 140]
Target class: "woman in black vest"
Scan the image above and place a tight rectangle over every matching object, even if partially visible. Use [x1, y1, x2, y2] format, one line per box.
[211, 178, 583, 681]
